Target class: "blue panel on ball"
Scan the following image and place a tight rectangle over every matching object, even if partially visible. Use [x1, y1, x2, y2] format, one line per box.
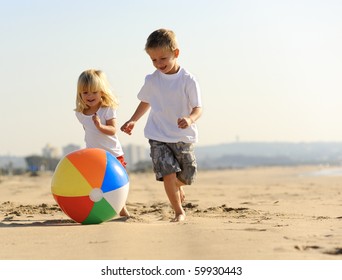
[101, 152, 129, 193]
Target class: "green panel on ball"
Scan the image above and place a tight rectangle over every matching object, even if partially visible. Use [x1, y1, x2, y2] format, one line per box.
[82, 198, 116, 224]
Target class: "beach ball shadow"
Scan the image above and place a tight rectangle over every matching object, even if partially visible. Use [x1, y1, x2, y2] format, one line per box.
[51, 148, 129, 225]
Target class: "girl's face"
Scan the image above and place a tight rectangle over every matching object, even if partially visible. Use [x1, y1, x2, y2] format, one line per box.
[147, 47, 180, 74]
[81, 90, 102, 109]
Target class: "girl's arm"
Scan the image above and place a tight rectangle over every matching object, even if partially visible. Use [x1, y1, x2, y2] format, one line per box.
[120, 101, 150, 135]
[92, 113, 116, 135]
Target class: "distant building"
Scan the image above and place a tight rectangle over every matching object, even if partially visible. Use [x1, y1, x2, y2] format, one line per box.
[63, 144, 81, 156]
[123, 144, 148, 169]
[42, 143, 60, 158]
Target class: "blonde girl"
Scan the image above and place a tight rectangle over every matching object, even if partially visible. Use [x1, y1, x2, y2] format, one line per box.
[75, 69, 129, 217]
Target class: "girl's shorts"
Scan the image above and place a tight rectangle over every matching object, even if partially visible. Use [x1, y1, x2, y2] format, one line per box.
[116, 155, 127, 169]
[149, 139, 197, 185]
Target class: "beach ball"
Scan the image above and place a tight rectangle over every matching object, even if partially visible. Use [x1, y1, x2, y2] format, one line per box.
[51, 148, 129, 224]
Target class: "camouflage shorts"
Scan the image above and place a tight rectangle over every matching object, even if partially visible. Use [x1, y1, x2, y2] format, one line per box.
[149, 139, 197, 185]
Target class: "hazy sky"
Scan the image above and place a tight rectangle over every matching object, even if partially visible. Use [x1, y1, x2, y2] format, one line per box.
[1, 0, 342, 156]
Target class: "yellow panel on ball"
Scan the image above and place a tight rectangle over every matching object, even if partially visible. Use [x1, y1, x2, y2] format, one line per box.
[51, 157, 92, 197]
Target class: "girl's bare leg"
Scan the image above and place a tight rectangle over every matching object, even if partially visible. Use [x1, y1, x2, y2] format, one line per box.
[163, 173, 185, 222]
[119, 205, 130, 217]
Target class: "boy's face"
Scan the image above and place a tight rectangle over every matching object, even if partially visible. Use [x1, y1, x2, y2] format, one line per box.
[147, 47, 180, 74]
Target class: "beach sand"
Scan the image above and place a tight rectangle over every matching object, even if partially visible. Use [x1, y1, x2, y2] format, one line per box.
[0, 166, 341, 260]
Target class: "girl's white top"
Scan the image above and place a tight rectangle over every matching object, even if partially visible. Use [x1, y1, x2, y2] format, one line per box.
[138, 67, 202, 143]
[76, 107, 124, 157]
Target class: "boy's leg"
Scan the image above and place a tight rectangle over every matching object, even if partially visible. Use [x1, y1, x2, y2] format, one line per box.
[171, 142, 197, 204]
[176, 178, 185, 203]
[148, 140, 187, 221]
[164, 173, 185, 222]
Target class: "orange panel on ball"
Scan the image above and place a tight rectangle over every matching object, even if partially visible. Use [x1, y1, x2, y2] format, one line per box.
[67, 148, 107, 188]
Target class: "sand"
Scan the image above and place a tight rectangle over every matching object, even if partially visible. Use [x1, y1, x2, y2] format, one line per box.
[0, 166, 341, 260]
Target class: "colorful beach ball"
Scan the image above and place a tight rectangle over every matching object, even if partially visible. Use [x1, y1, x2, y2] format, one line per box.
[51, 148, 129, 224]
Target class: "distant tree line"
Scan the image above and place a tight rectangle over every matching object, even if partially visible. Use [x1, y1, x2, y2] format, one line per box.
[0, 156, 154, 176]
[25, 155, 60, 176]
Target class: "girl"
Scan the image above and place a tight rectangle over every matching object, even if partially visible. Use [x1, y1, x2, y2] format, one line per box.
[75, 69, 129, 217]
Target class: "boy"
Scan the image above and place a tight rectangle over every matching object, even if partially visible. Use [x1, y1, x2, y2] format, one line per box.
[121, 28, 202, 222]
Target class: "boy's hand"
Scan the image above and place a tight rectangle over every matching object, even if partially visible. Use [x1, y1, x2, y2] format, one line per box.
[177, 117, 193, 129]
[121, 120, 136, 135]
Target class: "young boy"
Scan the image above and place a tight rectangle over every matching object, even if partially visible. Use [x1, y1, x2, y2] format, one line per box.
[121, 28, 202, 222]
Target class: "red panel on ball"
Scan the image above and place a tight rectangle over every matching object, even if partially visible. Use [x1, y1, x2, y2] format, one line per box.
[53, 194, 94, 223]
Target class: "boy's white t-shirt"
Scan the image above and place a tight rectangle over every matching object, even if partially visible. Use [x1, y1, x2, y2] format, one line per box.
[138, 67, 202, 143]
[75, 107, 124, 157]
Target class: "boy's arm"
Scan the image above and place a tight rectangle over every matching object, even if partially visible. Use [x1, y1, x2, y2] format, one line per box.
[120, 101, 150, 135]
[178, 106, 202, 129]
[189, 106, 202, 123]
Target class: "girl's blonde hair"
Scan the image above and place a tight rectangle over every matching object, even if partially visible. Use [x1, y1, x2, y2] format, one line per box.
[75, 69, 118, 112]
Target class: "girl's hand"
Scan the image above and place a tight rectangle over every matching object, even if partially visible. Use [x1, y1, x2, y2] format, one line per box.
[92, 113, 101, 129]
[92, 114, 116, 135]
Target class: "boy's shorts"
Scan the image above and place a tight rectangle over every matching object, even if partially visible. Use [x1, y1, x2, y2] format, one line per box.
[149, 139, 197, 185]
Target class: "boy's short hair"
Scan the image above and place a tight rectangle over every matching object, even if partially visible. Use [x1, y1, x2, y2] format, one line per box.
[145, 28, 178, 52]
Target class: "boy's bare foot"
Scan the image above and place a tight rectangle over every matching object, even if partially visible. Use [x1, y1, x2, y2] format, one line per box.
[171, 213, 186, 222]
[119, 206, 130, 217]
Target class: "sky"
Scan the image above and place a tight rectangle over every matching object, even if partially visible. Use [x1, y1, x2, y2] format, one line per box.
[1, 0, 342, 156]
